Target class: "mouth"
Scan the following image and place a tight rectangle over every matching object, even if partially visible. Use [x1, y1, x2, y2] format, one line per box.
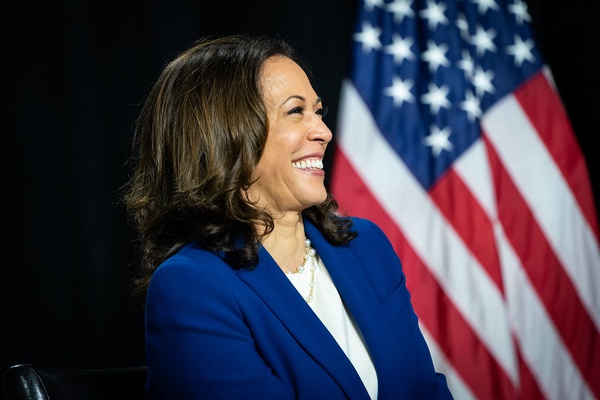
[292, 158, 324, 170]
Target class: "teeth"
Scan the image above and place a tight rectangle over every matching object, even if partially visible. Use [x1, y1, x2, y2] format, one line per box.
[292, 159, 323, 170]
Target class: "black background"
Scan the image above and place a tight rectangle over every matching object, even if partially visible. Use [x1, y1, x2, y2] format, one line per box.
[1, 0, 597, 386]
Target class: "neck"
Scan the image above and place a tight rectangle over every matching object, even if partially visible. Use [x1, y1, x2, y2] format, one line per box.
[260, 213, 307, 274]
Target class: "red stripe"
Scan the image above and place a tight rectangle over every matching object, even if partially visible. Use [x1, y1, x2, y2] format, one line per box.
[331, 148, 521, 399]
[483, 135, 600, 398]
[395, 230, 518, 400]
[429, 168, 504, 293]
[515, 347, 546, 400]
[514, 72, 599, 239]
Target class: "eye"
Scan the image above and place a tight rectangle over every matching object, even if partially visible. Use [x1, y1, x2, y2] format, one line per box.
[287, 106, 304, 115]
[316, 105, 329, 118]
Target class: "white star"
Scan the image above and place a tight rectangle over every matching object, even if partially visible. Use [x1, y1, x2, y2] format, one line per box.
[364, 0, 385, 12]
[508, 0, 531, 25]
[421, 40, 450, 73]
[354, 22, 382, 53]
[423, 125, 454, 157]
[385, 33, 415, 65]
[384, 75, 415, 107]
[472, 65, 495, 97]
[386, 0, 415, 23]
[470, 0, 499, 15]
[506, 34, 535, 66]
[458, 49, 475, 79]
[460, 90, 482, 122]
[420, 82, 451, 114]
[456, 12, 470, 40]
[469, 24, 497, 56]
[419, 0, 449, 30]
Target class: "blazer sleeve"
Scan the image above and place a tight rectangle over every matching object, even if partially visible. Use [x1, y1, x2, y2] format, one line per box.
[144, 254, 293, 400]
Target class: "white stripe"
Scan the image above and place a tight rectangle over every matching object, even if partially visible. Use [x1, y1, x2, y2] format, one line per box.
[420, 326, 476, 400]
[482, 91, 600, 331]
[454, 134, 594, 399]
[453, 140, 497, 218]
[495, 220, 596, 400]
[336, 79, 518, 385]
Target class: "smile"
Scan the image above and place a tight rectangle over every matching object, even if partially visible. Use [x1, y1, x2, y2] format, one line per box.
[292, 158, 323, 170]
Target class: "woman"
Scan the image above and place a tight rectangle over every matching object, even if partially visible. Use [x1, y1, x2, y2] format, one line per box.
[124, 35, 453, 399]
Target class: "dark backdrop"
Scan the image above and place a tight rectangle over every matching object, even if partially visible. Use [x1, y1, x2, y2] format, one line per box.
[1, 0, 597, 383]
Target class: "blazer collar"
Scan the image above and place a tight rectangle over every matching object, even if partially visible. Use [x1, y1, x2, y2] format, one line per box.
[236, 221, 371, 399]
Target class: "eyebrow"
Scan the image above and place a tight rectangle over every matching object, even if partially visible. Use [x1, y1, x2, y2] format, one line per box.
[281, 95, 323, 106]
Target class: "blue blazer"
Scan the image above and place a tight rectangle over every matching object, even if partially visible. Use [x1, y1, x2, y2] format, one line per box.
[145, 217, 453, 399]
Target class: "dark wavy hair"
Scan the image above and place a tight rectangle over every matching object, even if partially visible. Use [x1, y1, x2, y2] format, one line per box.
[123, 35, 356, 303]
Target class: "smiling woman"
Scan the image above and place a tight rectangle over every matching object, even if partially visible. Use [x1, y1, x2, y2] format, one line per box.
[122, 34, 454, 399]
[247, 55, 332, 235]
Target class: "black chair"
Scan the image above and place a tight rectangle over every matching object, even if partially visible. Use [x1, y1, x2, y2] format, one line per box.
[1, 364, 148, 400]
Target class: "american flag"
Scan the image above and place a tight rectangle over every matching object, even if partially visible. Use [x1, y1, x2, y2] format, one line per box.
[330, 0, 600, 398]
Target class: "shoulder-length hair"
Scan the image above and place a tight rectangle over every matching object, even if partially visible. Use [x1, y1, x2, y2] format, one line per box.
[123, 35, 356, 302]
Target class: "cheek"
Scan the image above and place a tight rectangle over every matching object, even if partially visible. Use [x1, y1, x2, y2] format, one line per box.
[252, 152, 282, 185]
[262, 134, 293, 165]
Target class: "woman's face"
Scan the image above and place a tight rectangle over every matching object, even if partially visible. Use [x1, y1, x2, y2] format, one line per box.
[247, 55, 332, 217]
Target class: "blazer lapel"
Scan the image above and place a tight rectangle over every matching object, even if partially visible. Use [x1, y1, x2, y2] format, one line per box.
[237, 245, 370, 399]
[304, 222, 400, 398]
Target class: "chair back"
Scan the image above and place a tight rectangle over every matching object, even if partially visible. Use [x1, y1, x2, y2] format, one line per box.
[2, 364, 148, 400]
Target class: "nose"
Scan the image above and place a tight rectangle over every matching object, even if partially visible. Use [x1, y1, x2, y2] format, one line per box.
[308, 118, 333, 144]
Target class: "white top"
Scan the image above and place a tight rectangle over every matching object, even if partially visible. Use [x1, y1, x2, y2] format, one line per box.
[286, 255, 378, 399]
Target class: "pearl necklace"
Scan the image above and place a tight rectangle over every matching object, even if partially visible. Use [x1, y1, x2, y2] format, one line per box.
[285, 238, 317, 303]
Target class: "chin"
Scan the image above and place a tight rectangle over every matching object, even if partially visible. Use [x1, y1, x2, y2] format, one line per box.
[312, 192, 329, 206]
[298, 187, 328, 209]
